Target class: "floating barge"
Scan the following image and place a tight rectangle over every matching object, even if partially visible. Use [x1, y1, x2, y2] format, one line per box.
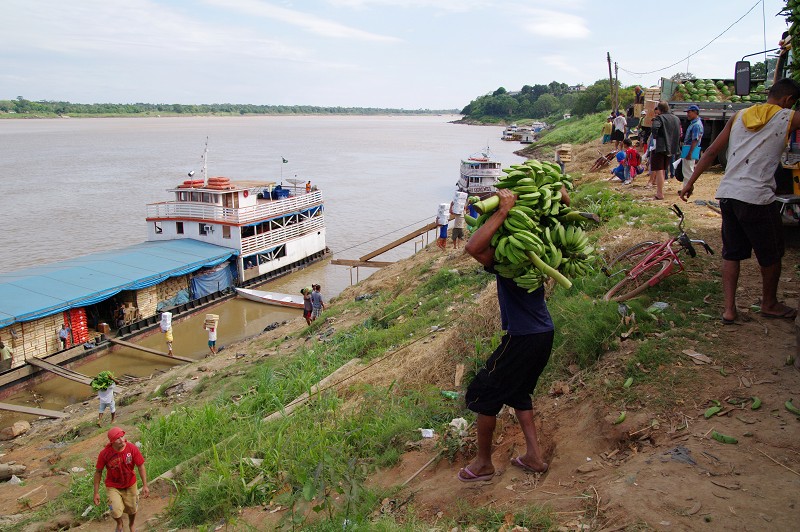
[0, 151, 327, 396]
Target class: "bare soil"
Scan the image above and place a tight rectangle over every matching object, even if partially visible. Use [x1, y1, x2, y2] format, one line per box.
[1, 146, 799, 530]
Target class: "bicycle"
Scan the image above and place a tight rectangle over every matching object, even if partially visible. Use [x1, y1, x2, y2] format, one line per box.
[601, 204, 714, 302]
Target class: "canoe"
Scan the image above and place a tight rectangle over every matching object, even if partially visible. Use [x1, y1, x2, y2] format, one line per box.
[235, 287, 304, 309]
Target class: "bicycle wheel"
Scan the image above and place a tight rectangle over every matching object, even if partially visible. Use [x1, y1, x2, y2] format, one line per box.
[603, 258, 674, 302]
[607, 241, 657, 271]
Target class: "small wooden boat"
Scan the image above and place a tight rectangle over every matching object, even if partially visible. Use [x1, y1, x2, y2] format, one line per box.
[235, 287, 304, 309]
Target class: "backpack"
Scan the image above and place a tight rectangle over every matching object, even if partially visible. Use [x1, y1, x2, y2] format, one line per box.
[627, 149, 641, 168]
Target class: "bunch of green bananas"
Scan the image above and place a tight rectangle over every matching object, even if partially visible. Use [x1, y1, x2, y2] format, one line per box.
[466, 159, 599, 292]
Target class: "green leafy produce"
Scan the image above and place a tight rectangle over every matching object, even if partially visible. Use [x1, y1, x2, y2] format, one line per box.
[471, 159, 600, 292]
[91, 371, 115, 391]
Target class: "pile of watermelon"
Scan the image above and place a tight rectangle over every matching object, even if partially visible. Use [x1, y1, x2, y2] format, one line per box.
[673, 79, 766, 103]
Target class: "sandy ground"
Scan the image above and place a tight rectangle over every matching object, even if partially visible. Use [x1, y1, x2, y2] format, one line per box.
[1, 144, 799, 530]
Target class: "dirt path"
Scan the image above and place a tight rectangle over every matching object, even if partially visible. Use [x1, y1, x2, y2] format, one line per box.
[363, 153, 800, 530]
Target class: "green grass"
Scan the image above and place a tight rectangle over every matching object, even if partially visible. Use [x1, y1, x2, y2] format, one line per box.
[537, 112, 607, 147]
[22, 183, 728, 531]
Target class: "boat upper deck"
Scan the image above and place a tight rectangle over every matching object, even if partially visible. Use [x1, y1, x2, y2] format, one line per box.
[146, 179, 323, 226]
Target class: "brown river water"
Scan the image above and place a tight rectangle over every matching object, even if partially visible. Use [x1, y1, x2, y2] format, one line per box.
[0, 115, 525, 424]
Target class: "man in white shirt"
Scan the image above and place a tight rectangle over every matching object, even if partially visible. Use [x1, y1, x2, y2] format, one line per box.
[97, 377, 120, 426]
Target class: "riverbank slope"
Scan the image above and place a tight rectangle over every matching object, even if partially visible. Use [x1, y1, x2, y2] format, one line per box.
[1, 150, 798, 530]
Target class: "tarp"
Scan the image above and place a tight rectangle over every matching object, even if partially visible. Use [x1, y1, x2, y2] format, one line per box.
[190, 263, 235, 298]
[0, 239, 239, 328]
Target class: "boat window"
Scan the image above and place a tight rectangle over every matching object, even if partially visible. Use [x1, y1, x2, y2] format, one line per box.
[153, 222, 162, 234]
[178, 192, 188, 201]
[199, 223, 208, 236]
[202, 193, 213, 203]
[176, 222, 184, 234]
[222, 226, 231, 239]
[190, 192, 201, 202]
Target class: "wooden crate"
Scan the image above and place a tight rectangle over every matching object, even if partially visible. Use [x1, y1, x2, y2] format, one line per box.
[555, 144, 572, 162]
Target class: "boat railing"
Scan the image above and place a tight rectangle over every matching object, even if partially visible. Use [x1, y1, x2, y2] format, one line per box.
[462, 168, 502, 177]
[240, 216, 325, 255]
[146, 191, 323, 225]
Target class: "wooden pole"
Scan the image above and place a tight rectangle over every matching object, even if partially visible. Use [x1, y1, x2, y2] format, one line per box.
[614, 62, 620, 115]
[607, 52, 615, 113]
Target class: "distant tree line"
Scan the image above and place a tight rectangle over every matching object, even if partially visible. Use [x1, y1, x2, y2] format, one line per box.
[0, 97, 457, 117]
[462, 80, 640, 121]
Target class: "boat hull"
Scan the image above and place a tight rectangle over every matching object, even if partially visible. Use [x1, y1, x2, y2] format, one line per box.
[235, 287, 304, 309]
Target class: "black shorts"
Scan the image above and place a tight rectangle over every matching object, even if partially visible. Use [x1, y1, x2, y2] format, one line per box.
[650, 152, 668, 171]
[610, 129, 624, 142]
[451, 227, 464, 241]
[720, 198, 784, 266]
[465, 330, 554, 416]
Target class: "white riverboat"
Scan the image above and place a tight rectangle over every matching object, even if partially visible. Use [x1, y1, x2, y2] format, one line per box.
[145, 146, 326, 285]
[456, 148, 503, 196]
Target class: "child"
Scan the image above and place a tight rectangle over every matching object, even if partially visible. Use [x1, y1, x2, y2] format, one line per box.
[623, 139, 642, 184]
[207, 326, 217, 355]
[97, 375, 120, 426]
[608, 150, 626, 183]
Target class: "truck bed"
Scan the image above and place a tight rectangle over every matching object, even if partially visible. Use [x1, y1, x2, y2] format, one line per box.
[667, 100, 752, 121]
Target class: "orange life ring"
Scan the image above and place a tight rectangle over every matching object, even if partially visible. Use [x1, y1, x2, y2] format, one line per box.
[243, 190, 249, 198]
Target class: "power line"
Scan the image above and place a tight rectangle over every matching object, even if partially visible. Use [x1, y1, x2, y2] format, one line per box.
[618, 0, 763, 76]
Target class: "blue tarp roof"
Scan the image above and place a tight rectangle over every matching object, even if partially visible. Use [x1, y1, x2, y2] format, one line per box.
[0, 239, 239, 328]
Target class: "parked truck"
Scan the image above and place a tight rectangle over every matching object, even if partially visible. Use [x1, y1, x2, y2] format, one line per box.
[647, 28, 798, 223]
[658, 76, 766, 166]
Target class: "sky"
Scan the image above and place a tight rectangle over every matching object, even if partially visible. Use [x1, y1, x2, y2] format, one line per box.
[0, 0, 791, 110]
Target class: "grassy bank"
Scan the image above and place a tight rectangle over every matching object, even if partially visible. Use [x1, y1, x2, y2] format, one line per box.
[14, 182, 724, 530]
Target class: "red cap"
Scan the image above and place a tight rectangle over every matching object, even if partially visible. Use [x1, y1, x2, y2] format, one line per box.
[107, 427, 125, 442]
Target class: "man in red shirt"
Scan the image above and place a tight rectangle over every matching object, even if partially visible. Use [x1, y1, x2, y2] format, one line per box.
[93, 427, 149, 531]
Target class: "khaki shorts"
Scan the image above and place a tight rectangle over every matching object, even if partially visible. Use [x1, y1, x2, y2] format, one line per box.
[107, 484, 138, 518]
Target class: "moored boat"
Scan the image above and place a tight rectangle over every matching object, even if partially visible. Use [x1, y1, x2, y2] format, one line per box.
[145, 144, 327, 286]
[0, 143, 327, 387]
[234, 287, 304, 309]
[456, 148, 503, 196]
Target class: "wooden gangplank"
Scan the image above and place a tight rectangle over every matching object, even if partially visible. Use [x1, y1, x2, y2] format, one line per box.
[0, 402, 69, 419]
[26, 357, 93, 386]
[333, 215, 454, 269]
[107, 338, 193, 363]
[358, 219, 448, 262]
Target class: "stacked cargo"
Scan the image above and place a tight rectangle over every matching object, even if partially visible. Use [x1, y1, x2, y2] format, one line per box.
[671, 79, 766, 103]
[66, 308, 89, 345]
[204, 313, 219, 330]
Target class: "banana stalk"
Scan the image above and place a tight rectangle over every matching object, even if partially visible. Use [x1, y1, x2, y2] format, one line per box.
[526, 250, 572, 289]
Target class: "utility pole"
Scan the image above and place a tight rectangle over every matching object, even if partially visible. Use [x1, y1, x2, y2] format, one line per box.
[614, 62, 620, 115]
[607, 52, 615, 113]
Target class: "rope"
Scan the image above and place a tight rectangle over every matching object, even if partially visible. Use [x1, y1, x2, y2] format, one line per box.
[280, 314, 460, 412]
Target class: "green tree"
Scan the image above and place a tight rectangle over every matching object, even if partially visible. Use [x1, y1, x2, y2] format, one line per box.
[572, 79, 612, 116]
[532, 93, 559, 117]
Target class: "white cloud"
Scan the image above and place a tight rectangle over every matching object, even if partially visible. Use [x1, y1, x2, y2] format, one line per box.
[542, 55, 582, 76]
[326, 0, 492, 12]
[204, 0, 402, 42]
[519, 9, 589, 39]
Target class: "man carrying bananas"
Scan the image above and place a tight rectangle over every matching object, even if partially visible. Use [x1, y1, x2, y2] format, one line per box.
[458, 187, 568, 482]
